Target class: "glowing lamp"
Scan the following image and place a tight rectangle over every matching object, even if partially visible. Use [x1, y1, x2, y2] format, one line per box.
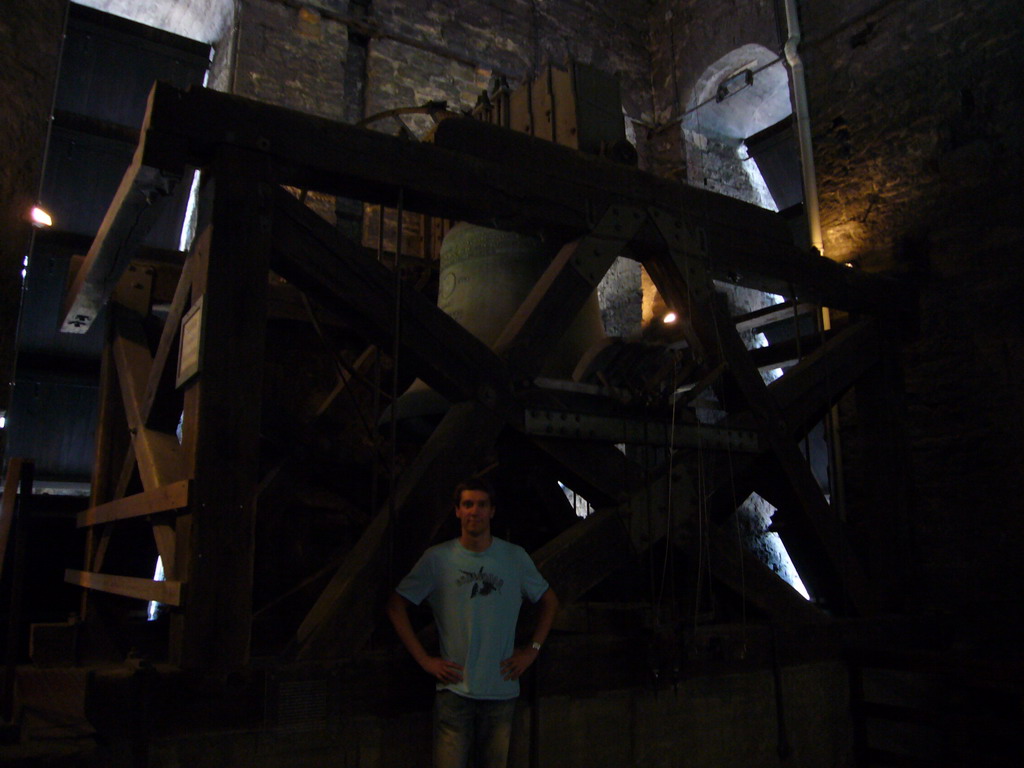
[30, 206, 53, 228]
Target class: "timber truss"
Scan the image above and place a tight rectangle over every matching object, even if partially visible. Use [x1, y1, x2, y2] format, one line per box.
[63, 83, 909, 670]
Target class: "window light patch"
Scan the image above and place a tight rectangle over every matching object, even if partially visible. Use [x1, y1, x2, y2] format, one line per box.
[559, 481, 595, 518]
[147, 556, 166, 621]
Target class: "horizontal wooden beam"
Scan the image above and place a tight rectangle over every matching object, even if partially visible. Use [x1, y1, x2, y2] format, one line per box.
[65, 569, 183, 606]
[732, 301, 818, 333]
[77, 480, 191, 528]
[770, 318, 881, 438]
[134, 83, 904, 313]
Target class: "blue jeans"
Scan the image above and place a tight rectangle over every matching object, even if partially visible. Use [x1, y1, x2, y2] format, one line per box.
[434, 690, 517, 768]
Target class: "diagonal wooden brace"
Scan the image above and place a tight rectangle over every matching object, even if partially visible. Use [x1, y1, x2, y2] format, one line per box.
[494, 204, 647, 380]
[645, 211, 871, 614]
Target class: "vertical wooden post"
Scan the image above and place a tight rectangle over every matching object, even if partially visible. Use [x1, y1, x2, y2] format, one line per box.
[172, 149, 271, 669]
[2, 459, 33, 723]
[82, 332, 129, 618]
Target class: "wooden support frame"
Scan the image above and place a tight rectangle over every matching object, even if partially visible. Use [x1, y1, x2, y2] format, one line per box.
[62, 83, 905, 332]
[645, 209, 872, 613]
[65, 82, 911, 672]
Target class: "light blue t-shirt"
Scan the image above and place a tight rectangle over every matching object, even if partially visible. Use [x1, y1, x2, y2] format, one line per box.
[397, 537, 549, 700]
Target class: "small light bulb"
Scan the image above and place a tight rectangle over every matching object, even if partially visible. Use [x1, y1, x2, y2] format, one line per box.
[30, 206, 53, 228]
[663, 312, 678, 324]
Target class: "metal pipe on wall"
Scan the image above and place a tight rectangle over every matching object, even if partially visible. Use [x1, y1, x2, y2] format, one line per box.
[782, 0, 824, 255]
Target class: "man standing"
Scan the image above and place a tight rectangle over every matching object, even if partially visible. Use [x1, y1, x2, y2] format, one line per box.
[387, 477, 559, 768]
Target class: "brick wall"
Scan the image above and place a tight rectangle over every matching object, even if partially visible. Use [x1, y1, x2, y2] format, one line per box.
[232, 0, 350, 121]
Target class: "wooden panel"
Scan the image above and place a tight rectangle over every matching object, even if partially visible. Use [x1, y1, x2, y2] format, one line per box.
[65, 569, 182, 606]
[77, 479, 191, 527]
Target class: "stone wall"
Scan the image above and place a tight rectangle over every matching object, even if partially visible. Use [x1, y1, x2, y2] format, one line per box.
[233, 0, 350, 121]
[800, 0, 1024, 612]
[647, 0, 782, 195]
[369, 0, 654, 125]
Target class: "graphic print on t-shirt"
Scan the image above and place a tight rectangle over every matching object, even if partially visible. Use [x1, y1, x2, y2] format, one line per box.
[456, 565, 504, 598]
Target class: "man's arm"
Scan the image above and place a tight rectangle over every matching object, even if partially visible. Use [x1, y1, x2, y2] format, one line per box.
[385, 591, 464, 683]
[500, 587, 560, 681]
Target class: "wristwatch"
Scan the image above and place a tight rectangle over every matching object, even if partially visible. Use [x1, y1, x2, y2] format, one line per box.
[530, 641, 542, 651]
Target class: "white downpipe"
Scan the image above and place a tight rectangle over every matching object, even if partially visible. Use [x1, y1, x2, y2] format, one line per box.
[782, 0, 824, 255]
[782, 0, 846, 525]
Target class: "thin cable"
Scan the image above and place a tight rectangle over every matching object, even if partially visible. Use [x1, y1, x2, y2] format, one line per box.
[658, 356, 680, 614]
[370, 207, 386, 530]
[387, 190, 405, 585]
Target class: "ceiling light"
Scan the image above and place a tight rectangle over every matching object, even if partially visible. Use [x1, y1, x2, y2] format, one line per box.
[30, 206, 53, 228]
[663, 312, 678, 324]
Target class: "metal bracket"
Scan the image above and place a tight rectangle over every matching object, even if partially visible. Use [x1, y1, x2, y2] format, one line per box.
[522, 408, 760, 452]
[570, 204, 647, 286]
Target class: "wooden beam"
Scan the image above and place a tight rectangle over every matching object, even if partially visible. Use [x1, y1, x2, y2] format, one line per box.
[531, 507, 634, 603]
[2, 460, 33, 723]
[295, 401, 508, 660]
[61, 123, 181, 334]
[0, 460, 25, 584]
[77, 480, 191, 528]
[174, 150, 270, 670]
[769, 318, 881, 439]
[732, 301, 817, 334]
[133, 82, 904, 313]
[528, 439, 647, 508]
[65, 569, 182, 606]
[494, 204, 647, 378]
[269, 185, 511, 409]
[140, 252, 194, 430]
[111, 310, 186, 491]
[706, 523, 826, 624]
[650, 239, 871, 613]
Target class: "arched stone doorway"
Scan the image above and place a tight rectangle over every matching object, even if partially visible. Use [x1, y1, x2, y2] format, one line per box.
[681, 43, 793, 211]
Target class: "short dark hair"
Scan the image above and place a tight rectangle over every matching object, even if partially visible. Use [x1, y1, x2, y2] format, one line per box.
[452, 476, 497, 508]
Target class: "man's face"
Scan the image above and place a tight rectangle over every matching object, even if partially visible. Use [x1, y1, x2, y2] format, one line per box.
[456, 489, 494, 537]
